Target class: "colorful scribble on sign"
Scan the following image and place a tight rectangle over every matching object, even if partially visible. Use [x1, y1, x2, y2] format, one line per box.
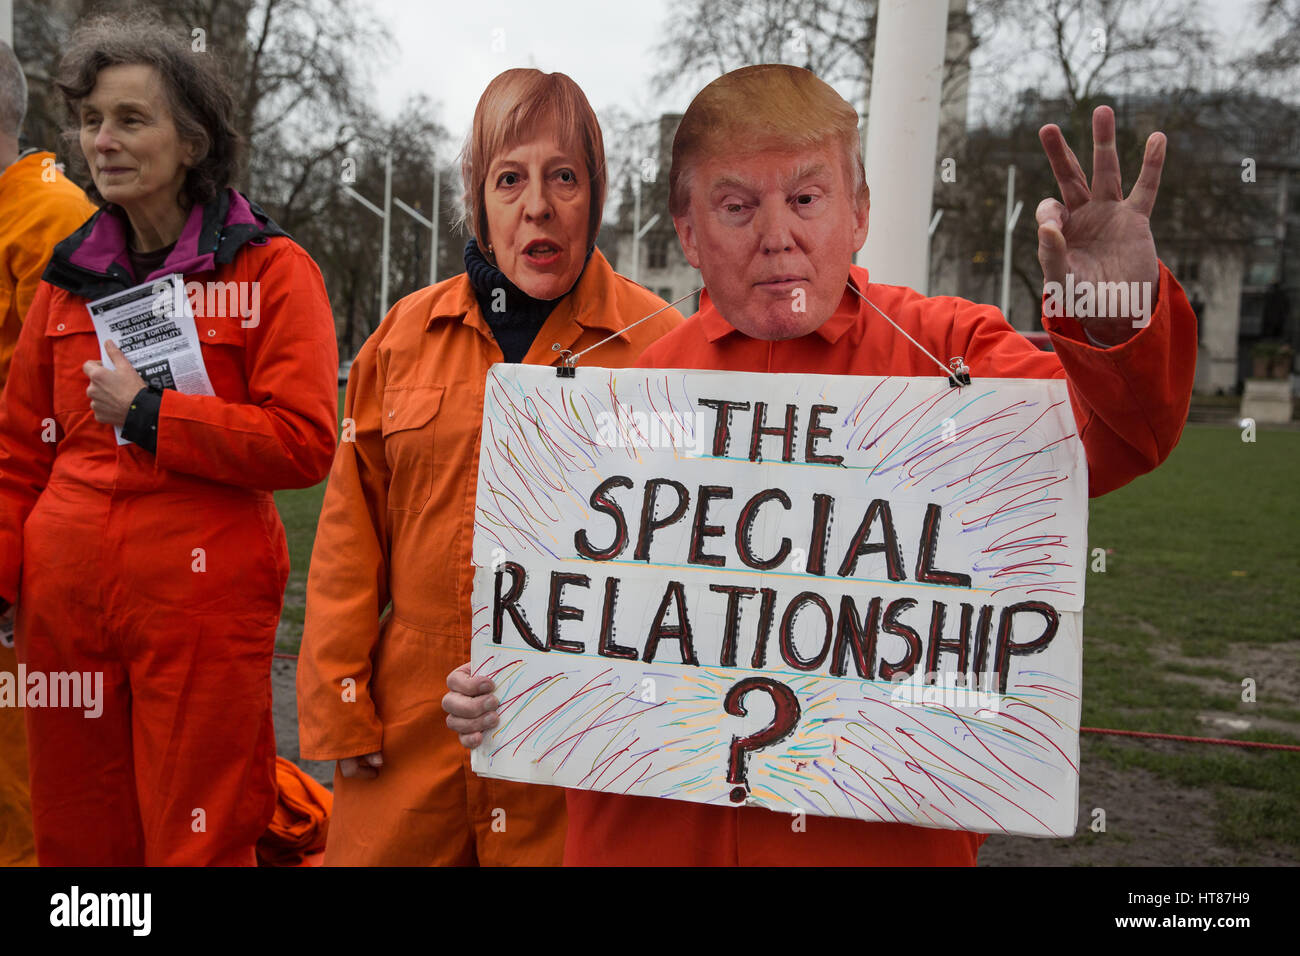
[469, 365, 1088, 837]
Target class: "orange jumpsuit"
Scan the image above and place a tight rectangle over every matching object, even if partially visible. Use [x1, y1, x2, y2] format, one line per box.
[0, 151, 98, 381]
[0, 149, 96, 867]
[564, 260, 1197, 865]
[296, 249, 682, 865]
[256, 757, 333, 866]
[0, 189, 338, 865]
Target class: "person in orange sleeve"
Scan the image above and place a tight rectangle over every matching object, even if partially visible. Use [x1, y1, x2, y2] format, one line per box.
[0, 41, 99, 384]
[295, 69, 682, 866]
[0, 38, 97, 868]
[0, 15, 338, 866]
[443, 65, 1197, 866]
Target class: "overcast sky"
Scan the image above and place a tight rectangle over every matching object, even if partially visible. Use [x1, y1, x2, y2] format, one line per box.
[368, 0, 1265, 145]
[369, 0, 679, 141]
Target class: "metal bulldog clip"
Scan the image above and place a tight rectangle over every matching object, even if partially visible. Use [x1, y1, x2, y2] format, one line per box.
[553, 345, 577, 378]
[948, 356, 971, 388]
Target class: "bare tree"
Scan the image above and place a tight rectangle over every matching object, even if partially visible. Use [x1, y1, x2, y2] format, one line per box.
[648, 0, 993, 120]
[1240, 0, 1300, 98]
[222, 0, 390, 220]
[598, 103, 664, 255]
[933, 0, 1275, 324]
[629, 0, 987, 221]
[310, 95, 458, 356]
[650, 0, 876, 103]
[12, 0, 449, 357]
[973, 0, 1217, 131]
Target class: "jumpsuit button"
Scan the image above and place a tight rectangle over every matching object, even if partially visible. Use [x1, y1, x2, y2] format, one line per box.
[207, 329, 215, 337]
[56, 323, 65, 331]
[388, 410, 395, 418]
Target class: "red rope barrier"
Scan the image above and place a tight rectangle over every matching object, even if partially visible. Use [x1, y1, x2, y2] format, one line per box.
[1080, 726, 1300, 752]
[270, 652, 1300, 752]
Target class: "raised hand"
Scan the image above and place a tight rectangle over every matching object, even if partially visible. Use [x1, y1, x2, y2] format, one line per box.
[1036, 105, 1166, 346]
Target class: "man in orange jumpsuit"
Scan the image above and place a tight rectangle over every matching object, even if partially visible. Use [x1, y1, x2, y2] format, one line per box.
[0, 39, 97, 867]
[444, 65, 1197, 865]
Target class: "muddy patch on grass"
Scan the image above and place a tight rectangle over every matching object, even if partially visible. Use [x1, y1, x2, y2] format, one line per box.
[980, 741, 1227, 866]
[1196, 711, 1300, 736]
[267, 656, 1295, 865]
[1230, 643, 1300, 709]
[1152, 639, 1300, 735]
[979, 735, 1297, 866]
[1152, 640, 1300, 707]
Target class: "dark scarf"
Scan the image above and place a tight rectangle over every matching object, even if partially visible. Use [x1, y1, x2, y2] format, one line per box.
[463, 237, 591, 363]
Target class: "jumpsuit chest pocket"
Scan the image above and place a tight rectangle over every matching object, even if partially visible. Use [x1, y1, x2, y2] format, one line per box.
[191, 317, 250, 401]
[46, 312, 100, 416]
[381, 383, 444, 513]
[45, 303, 252, 411]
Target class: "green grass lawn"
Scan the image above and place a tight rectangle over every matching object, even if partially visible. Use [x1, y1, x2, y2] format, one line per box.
[1074, 422, 1300, 854]
[272, 388, 342, 651]
[273, 477, 326, 644]
[1081, 423, 1298, 724]
[273, 418, 1300, 853]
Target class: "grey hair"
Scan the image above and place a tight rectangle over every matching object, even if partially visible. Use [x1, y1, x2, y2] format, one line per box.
[56, 11, 241, 206]
[0, 40, 27, 139]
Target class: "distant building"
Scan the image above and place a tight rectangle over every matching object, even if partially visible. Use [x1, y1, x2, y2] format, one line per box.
[936, 89, 1299, 395]
[600, 3, 1296, 397]
[605, 113, 702, 317]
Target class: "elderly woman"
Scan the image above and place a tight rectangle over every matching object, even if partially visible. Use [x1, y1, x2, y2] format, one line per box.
[296, 68, 682, 865]
[0, 14, 339, 865]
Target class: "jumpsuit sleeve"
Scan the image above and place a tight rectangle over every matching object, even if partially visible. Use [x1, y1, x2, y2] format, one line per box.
[949, 260, 1197, 498]
[0, 186, 93, 325]
[10, 226, 58, 324]
[296, 330, 392, 761]
[0, 284, 60, 604]
[152, 243, 339, 490]
[121, 386, 161, 452]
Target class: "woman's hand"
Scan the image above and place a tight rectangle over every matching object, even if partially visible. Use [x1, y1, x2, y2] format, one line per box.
[338, 752, 384, 779]
[442, 662, 499, 749]
[83, 340, 148, 427]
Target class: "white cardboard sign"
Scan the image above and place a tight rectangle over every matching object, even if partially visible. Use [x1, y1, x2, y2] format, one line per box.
[470, 365, 1088, 837]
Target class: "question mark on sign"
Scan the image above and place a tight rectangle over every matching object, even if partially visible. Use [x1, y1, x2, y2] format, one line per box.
[723, 677, 801, 803]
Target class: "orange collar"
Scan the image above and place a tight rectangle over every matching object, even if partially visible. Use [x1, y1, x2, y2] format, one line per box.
[699, 267, 870, 345]
[0, 150, 54, 191]
[424, 247, 629, 339]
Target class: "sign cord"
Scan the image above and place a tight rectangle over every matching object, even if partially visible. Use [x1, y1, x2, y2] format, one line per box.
[845, 280, 970, 385]
[558, 280, 970, 387]
[558, 287, 705, 367]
